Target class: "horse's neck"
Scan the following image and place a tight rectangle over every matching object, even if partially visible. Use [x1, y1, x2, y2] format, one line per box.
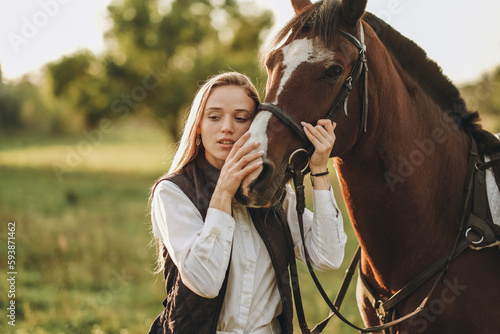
[337, 48, 470, 292]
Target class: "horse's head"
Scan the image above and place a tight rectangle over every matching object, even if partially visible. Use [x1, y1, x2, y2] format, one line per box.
[235, 0, 369, 207]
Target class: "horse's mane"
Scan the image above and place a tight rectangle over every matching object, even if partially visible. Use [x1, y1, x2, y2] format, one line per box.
[268, 1, 342, 50]
[266, 1, 500, 154]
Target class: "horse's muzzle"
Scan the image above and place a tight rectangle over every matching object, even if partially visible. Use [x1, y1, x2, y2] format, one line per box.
[235, 158, 284, 207]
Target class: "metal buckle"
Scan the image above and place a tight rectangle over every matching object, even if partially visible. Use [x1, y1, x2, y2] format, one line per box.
[375, 299, 388, 322]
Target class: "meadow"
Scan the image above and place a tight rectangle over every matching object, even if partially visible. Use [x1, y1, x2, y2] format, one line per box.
[0, 117, 362, 333]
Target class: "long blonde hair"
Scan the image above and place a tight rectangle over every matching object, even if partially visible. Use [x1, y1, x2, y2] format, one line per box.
[151, 72, 260, 272]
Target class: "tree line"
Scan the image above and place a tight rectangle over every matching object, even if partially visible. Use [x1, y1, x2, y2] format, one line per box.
[1, 0, 499, 139]
[0, 0, 273, 140]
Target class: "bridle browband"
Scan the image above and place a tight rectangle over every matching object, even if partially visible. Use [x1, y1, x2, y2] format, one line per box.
[257, 22, 369, 158]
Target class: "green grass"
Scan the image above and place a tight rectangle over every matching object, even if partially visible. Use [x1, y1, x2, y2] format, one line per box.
[0, 165, 167, 334]
[0, 118, 363, 333]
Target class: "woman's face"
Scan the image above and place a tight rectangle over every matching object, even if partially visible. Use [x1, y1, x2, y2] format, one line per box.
[199, 85, 256, 169]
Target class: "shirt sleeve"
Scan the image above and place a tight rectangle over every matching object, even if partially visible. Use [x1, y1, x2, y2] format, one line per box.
[151, 180, 235, 298]
[283, 183, 347, 271]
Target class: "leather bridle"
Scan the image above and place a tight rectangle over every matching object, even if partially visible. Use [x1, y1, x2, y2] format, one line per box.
[257, 23, 369, 159]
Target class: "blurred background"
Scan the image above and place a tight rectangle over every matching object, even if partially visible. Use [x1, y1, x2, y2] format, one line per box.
[0, 0, 499, 333]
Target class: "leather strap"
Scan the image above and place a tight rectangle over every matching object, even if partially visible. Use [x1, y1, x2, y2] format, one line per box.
[465, 143, 500, 248]
[283, 204, 311, 334]
[477, 157, 500, 171]
[326, 29, 367, 124]
[310, 246, 361, 334]
[258, 102, 312, 152]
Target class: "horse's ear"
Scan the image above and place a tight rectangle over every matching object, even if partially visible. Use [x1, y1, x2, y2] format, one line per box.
[291, 0, 312, 14]
[340, 0, 367, 26]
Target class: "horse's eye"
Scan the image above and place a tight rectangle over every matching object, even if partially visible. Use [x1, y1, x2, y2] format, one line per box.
[324, 66, 343, 80]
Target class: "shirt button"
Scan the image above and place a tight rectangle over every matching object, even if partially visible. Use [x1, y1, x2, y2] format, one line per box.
[244, 230, 249, 235]
[244, 299, 251, 306]
[248, 263, 255, 270]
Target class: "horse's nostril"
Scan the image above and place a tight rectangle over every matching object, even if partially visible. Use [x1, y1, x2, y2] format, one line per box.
[236, 158, 281, 207]
[256, 160, 274, 185]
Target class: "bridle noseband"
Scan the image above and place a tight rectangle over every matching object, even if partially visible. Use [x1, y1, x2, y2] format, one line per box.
[257, 22, 369, 160]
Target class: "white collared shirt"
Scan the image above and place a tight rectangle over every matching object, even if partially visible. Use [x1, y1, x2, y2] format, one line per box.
[151, 182, 347, 334]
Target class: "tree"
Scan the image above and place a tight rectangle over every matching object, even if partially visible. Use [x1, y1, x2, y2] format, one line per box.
[0, 65, 51, 133]
[104, 0, 273, 139]
[0, 77, 23, 131]
[45, 51, 128, 129]
[43, 0, 273, 138]
[460, 66, 500, 132]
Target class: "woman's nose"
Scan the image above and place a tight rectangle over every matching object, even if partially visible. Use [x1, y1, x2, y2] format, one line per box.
[221, 117, 234, 133]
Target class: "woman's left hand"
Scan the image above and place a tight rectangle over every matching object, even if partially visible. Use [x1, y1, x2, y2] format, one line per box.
[301, 120, 336, 188]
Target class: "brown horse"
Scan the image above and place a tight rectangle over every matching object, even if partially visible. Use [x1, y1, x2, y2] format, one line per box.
[236, 0, 500, 333]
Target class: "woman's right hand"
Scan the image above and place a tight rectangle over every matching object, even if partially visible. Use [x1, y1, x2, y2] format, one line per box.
[210, 132, 263, 214]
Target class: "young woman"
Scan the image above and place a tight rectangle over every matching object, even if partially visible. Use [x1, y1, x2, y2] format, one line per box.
[148, 72, 347, 334]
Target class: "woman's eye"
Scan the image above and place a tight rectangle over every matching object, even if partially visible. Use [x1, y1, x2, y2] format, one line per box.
[208, 115, 219, 120]
[235, 117, 250, 122]
[324, 66, 343, 79]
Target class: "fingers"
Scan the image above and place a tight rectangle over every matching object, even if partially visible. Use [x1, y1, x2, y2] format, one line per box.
[224, 131, 263, 178]
[240, 154, 264, 176]
[316, 119, 334, 132]
[301, 120, 336, 151]
[237, 149, 264, 170]
[301, 119, 336, 172]
[301, 120, 332, 138]
[226, 132, 252, 160]
[213, 132, 264, 202]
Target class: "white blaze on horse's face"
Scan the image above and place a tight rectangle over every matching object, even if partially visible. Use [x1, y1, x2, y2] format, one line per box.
[241, 37, 335, 197]
[276, 37, 335, 103]
[249, 37, 335, 149]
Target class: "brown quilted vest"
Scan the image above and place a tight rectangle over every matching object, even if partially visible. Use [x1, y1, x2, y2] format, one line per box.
[148, 154, 294, 334]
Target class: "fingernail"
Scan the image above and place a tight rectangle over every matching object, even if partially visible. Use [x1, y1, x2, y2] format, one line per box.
[300, 121, 306, 126]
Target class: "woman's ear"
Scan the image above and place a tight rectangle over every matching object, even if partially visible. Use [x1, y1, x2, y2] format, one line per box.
[340, 0, 367, 26]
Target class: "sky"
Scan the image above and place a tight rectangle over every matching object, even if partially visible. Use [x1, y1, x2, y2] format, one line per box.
[0, 0, 499, 85]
